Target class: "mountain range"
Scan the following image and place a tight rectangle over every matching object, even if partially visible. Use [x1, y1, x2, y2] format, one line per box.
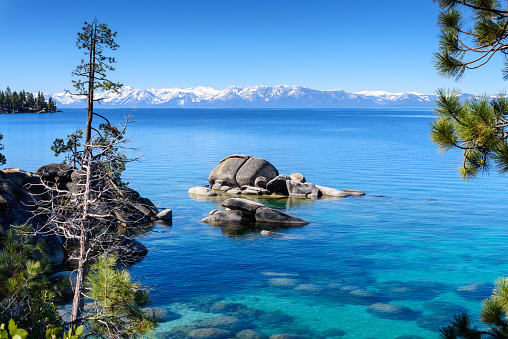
[47, 85, 451, 108]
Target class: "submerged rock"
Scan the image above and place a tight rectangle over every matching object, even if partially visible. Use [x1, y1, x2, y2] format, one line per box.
[236, 329, 268, 339]
[187, 328, 233, 339]
[456, 282, 494, 301]
[367, 302, 420, 321]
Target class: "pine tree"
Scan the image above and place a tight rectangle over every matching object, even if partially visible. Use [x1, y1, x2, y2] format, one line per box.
[85, 255, 158, 337]
[431, 1, 508, 179]
[66, 19, 122, 324]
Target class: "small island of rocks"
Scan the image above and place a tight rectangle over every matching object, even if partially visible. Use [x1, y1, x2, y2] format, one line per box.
[189, 154, 365, 228]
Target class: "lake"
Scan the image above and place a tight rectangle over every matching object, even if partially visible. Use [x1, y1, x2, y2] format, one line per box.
[1, 107, 507, 338]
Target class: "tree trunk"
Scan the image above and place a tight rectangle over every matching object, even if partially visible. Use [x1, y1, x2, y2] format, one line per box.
[71, 154, 93, 323]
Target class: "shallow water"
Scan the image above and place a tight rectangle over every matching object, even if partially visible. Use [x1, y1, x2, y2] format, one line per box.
[1, 108, 508, 338]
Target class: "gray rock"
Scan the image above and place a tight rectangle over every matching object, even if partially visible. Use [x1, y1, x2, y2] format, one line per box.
[195, 316, 246, 331]
[49, 271, 76, 299]
[220, 186, 231, 191]
[315, 185, 350, 198]
[215, 180, 226, 185]
[202, 210, 243, 224]
[187, 328, 233, 339]
[289, 173, 306, 183]
[236, 157, 279, 187]
[226, 189, 243, 195]
[294, 284, 323, 292]
[266, 175, 291, 195]
[35, 163, 74, 182]
[117, 237, 148, 264]
[242, 189, 262, 195]
[269, 335, 306, 339]
[0, 178, 41, 233]
[209, 154, 251, 188]
[70, 169, 87, 184]
[157, 209, 172, 222]
[367, 303, 420, 321]
[189, 187, 218, 196]
[286, 180, 321, 198]
[212, 183, 223, 190]
[269, 278, 298, 287]
[40, 233, 64, 265]
[343, 189, 366, 196]
[457, 282, 494, 301]
[236, 329, 268, 339]
[221, 198, 265, 217]
[209, 209, 219, 215]
[255, 207, 309, 226]
[254, 176, 267, 189]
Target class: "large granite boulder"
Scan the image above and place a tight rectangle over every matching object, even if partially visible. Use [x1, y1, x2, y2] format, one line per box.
[209, 155, 278, 188]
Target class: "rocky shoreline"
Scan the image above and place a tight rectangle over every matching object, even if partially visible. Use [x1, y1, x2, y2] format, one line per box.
[0, 163, 171, 301]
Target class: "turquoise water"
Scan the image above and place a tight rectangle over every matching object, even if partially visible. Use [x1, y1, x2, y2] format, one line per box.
[1, 108, 508, 338]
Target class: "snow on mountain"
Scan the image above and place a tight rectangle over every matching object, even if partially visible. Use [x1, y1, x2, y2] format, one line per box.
[47, 85, 441, 108]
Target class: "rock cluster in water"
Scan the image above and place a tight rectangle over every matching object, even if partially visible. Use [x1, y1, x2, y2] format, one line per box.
[201, 198, 308, 226]
[191, 154, 365, 198]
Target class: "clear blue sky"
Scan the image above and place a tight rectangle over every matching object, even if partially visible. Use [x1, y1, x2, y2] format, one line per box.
[1, 0, 507, 94]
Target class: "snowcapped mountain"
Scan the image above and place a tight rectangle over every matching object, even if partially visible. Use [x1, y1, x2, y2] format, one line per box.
[47, 85, 442, 108]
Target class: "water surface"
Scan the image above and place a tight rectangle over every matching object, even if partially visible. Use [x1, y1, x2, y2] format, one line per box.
[1, 108, 507, 338]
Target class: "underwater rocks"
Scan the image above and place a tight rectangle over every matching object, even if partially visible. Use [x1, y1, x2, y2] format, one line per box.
[201, 198, 308, 226]
[367, 302, 421, 321]
[456, 281, 494, 301]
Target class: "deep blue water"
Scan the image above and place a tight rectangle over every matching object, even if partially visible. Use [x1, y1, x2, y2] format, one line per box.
[1, 108, 508, 338]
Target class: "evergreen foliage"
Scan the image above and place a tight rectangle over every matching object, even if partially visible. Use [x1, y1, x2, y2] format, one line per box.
[0, 87, 57, 113]
[441, 278, 508, 338]
[51, 124, 129, 187]
[434, 0, 508, 81]
[85, 255, 158, 338]
[0, 226, 62, 338]
[432, 1, 508, 179]
[51, 129, 84, 168]
[430, 89, 508, 179]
